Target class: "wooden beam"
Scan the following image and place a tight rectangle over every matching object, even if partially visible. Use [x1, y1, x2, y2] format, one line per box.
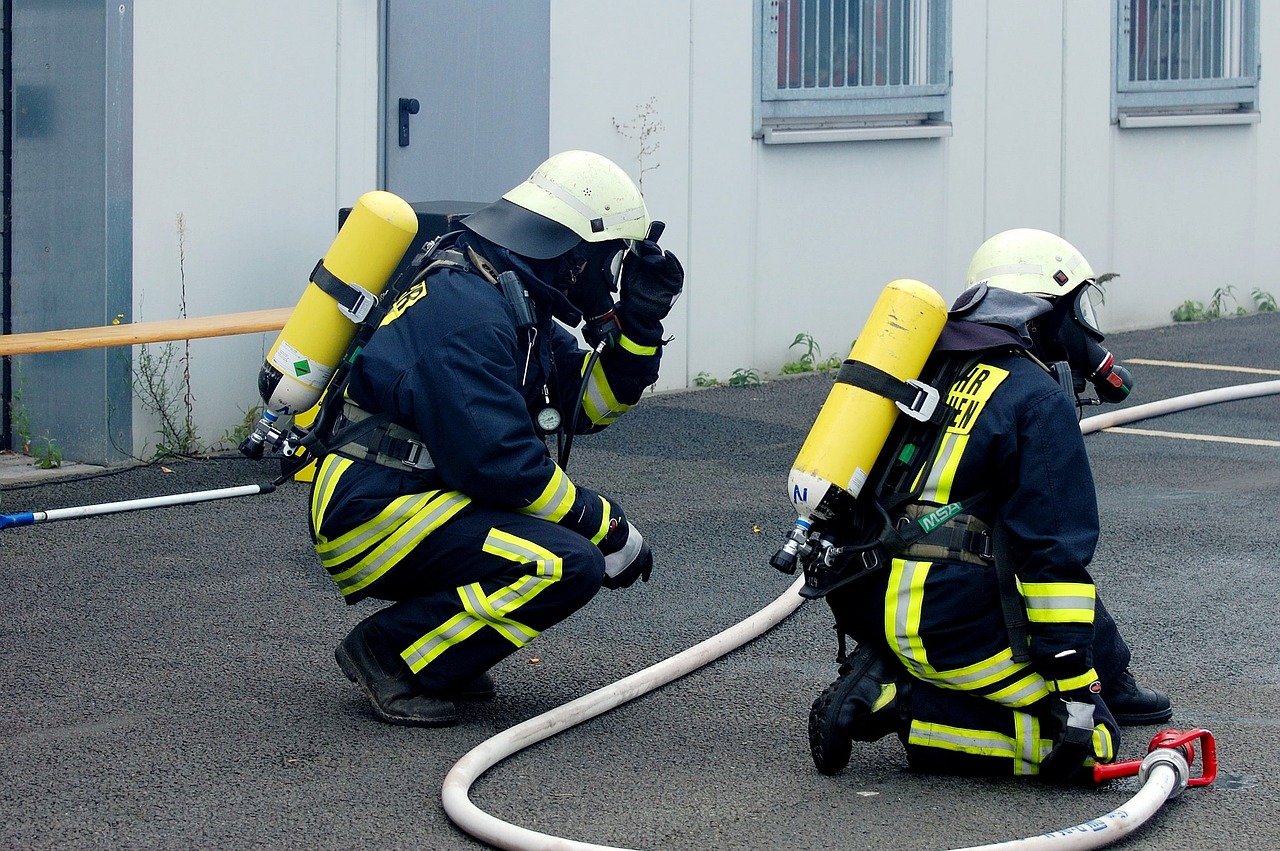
[0, 308, 292, 356]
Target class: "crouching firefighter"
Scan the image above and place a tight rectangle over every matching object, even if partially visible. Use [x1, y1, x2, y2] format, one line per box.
[300, 151, 683, 727]
[777, 229, 1172, 782]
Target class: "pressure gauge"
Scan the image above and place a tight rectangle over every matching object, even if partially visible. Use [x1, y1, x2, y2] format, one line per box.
[536, 406, 563, 434]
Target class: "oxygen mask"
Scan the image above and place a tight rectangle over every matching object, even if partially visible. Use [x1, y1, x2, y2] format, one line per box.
[1037, 284, 1134, 404]
[556, 239, 626, 347]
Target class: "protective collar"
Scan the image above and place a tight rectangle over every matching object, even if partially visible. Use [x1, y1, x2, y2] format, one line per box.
[935, 283, 1051, 352]
[454, 232, 584, 326]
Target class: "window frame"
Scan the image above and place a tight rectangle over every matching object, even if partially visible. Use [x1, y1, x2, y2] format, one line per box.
[754, 0, 953, 144]
[1112, 0, 1261, 127]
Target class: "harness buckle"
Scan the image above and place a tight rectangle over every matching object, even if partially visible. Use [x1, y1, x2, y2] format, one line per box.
[337, 282, 378, 324]
[896, 379, 940, 422]
[401, 440, 434, 470]
[976, 529, 994, 561]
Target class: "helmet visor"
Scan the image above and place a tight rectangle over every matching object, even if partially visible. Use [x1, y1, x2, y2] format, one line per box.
[1073, 284, 1103, 335]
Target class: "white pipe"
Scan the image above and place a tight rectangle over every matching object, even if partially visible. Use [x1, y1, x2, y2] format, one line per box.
[441, 576, 807, 851]
[954, 749, 1192, 851]
[444, 380, 1279, 851]
[1078, 379, 1280, 435]
[0, 483, 274, 529]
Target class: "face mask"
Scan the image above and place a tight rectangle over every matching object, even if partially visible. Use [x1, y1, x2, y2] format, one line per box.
[1035, 285, 1134, 404]
[554, 240, 625, 322]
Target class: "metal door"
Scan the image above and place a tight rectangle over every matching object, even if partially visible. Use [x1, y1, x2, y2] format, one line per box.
[383, 1, 550, 206]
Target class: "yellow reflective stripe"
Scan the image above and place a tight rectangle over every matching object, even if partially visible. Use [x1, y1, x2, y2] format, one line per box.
[986, 670, 1051, 708]
[1047, 668, 1100, 693]
[886, 559, 931, 669]
[310, 454, 352, 532]
[872, 682, 898, 713]
[1014, 710, 1043, 776]
[619, 333, 658, 356]
[921, 431, 966, 504]
[521, 465, 576, 522]
[401, 530, 560, 673]
[886, 557, 1052, 707]
[908, 720, 1017, 758]
[920, 363, 1011, 502]
[1020, 581, 1096, 624]
[329, 491, 471, 596]
[1093, 722, 1116, 763]
[317, 489, 439, 564]
[580, 354, 631, 425]
[590, 495, 611, 544]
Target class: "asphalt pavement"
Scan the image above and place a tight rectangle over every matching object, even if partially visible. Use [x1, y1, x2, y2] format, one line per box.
[2, 313, 1278, 851]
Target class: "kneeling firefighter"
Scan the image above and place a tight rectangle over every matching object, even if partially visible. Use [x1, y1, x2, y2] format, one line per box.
[308, 151, 683, 727]
[794, 229, 1171, 781]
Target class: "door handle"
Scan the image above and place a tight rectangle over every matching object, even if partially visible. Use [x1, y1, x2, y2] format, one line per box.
[398, 97, 420, 147]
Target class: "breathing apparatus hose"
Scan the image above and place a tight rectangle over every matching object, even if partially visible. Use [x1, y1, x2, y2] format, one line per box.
[442, 378, 1280, 851]
[558, 341, 606, 470]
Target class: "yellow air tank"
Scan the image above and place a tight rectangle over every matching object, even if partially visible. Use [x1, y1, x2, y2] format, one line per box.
[256, 190, 418, 420]
[788, 279, 948, 521]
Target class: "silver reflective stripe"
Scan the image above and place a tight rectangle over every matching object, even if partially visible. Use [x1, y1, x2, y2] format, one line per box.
[460, 583, 539, 646]
[1014, 711, 1041, 776]
[321, 491, 436, 566]
[332, 492, 471, 592]
[921, 431, 962, 500]
[522, 467, 573, 521]
[583, 372, 627, 424]
[403, 612, 479, 669]
[527, 172, 646, 233]
[973, 262, 1042, 279]
[909, 722, 1016, 757]
[1023, 591, 1095, 614]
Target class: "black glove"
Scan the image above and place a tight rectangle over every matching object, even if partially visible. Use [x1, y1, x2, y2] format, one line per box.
[598, 507, 654, 590]
[1036, 684, 1119, 783]
[618, 222, 683, 341]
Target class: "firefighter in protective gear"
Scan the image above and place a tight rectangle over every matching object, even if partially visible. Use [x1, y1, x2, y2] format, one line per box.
[310, 151, 683, 727]
[810, 228, 1170, 781]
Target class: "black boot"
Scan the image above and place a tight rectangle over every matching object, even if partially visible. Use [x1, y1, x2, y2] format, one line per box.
[808, 646, 906, 776]
[1101, 669, 1172, 726]
[335, 617, 459, 727]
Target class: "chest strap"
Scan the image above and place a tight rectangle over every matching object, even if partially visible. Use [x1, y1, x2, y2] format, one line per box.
[895, 504, 994, 567]
[332, 402, 435, 472]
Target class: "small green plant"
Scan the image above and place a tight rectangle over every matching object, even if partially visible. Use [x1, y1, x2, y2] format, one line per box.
[9, 365, 33, 453]
[1171, 299, 1207, 322]
[1206, 284, 1242, 318]
[693, 371, 720, 388]
[1173, 285, 1278, 321]
[782, 332, 821, 374]
[782, 332, 841, 374]
[728, 367, 762, 387]
[218, 404, 264, 450]
[29, 435, 62, 469]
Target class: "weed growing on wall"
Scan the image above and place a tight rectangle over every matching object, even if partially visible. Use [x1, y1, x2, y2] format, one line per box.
[612, 96, 663, 190]
[131, 214, 200, 460]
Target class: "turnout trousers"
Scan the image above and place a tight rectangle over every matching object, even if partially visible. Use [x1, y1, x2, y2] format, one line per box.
[350, 504, 606, 694]
[830, 558, 1126, 777]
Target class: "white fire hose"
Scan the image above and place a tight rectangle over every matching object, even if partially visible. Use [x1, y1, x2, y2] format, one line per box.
[443, 379, 1278, 851]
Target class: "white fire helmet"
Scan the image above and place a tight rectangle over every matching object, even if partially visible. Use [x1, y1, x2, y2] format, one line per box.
[463, 150, 651, 259]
